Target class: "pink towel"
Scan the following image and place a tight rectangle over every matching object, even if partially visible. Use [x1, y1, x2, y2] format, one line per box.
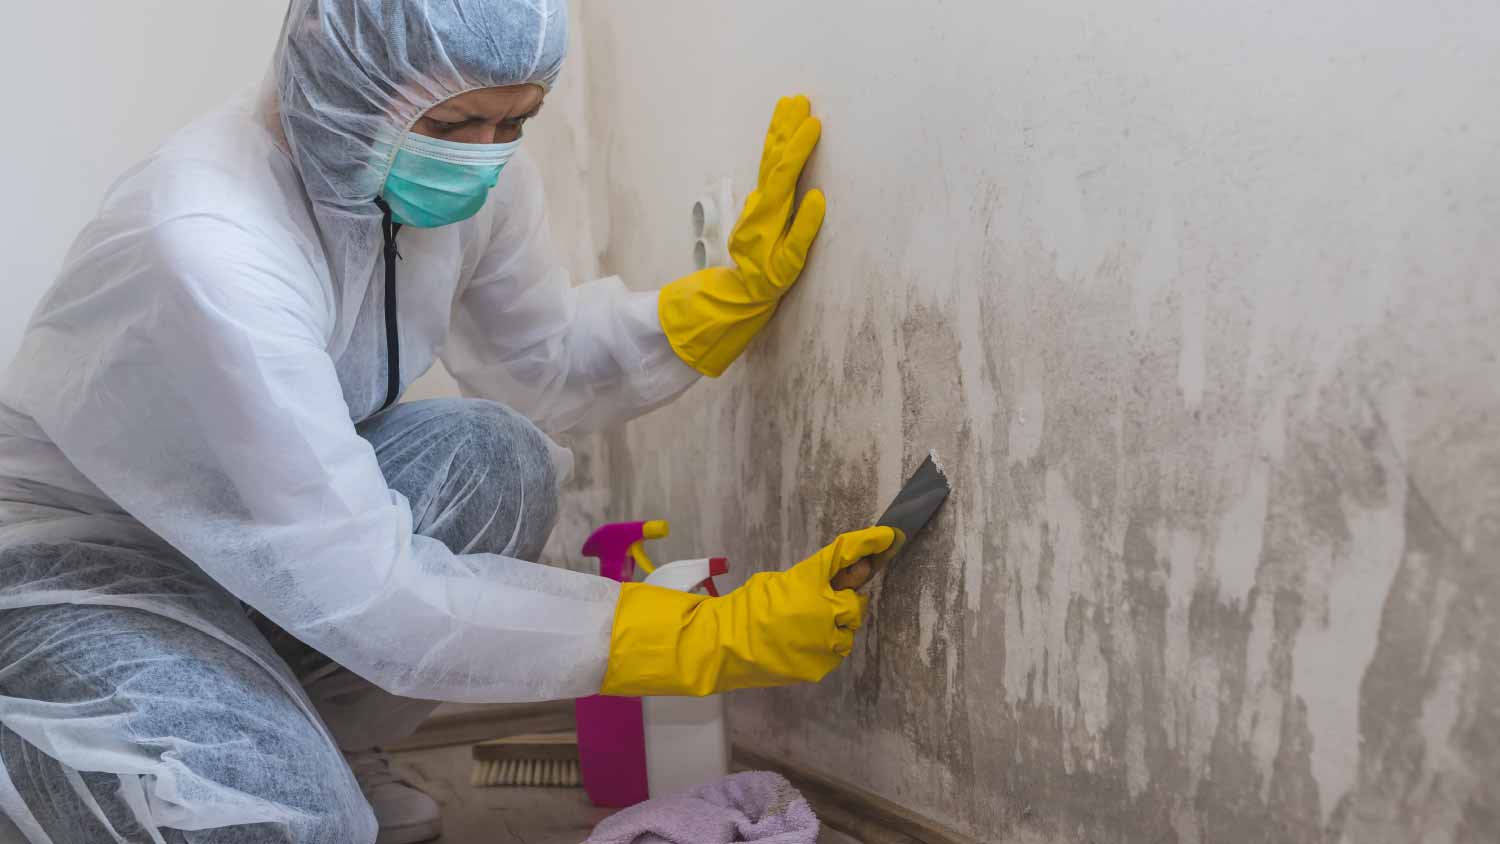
[585, 771, 819, 844]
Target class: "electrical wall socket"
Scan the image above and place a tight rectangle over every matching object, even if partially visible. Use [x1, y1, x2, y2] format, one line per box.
[690, 178, 736, 270]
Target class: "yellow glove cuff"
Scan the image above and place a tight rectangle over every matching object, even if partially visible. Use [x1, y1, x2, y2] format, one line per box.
[601, 582, 722, 697]
[658, 268, 779, 378]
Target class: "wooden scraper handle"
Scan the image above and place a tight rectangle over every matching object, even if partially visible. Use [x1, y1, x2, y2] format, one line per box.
[830, 529, 907, 592]
[830, 559, 874, 592]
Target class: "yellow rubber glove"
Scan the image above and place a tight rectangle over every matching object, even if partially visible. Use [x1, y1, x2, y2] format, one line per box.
[659, 95, 827, 377]
[601, 527, 895, 697]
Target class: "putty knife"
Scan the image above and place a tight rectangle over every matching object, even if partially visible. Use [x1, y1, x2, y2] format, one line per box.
[831, 453, 951, 591]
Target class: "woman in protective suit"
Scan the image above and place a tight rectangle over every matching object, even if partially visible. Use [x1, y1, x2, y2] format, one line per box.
[0, 1, 892, 842]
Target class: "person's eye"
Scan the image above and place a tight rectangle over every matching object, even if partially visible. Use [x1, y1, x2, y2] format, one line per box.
[428, 117, 468, 130]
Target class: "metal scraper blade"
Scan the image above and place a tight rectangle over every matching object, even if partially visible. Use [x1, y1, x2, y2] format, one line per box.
[831, 453, 951, 591]
[876, 453, 951, 543]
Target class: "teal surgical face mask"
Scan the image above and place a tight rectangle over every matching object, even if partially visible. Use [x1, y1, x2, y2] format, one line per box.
[380, 133, 521, 228]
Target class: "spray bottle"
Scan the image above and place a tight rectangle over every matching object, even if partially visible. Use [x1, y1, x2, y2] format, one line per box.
[577, 521, 731, 804]
[640, 556, 731, 797]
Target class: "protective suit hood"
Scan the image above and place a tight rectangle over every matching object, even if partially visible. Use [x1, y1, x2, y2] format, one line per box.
[255, 0, 571, 368]
[274, 0, 567, 217]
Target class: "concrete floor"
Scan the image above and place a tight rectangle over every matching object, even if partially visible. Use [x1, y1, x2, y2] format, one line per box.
[393, 743, 610, 844]
[391, 743, 859, 844]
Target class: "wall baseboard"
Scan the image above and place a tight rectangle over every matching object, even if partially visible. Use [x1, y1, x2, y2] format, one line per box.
[732, 745, 981, 844]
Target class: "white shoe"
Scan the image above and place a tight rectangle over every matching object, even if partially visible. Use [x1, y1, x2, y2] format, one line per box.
[346, 748, 443, 844]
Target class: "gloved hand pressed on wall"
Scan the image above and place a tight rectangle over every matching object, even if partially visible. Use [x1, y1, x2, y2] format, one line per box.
[658, 94, 827, 377]
[601, 526, 895, 697]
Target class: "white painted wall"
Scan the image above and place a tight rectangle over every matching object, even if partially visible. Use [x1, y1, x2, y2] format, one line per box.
[1, 3, 284, 366]
[557, 2, 1500, 841]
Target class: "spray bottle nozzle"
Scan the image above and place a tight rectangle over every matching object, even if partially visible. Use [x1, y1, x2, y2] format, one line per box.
[645, 557, 730, 597]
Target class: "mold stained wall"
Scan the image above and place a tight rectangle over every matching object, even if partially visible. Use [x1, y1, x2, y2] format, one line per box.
[540, 2, 1500, 841]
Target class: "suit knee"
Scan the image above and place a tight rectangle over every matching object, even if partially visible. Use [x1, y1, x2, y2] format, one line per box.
[424, 401, 563, 559]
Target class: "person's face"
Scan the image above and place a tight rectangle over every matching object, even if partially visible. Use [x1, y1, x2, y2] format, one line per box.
[409, 84, 545, 144]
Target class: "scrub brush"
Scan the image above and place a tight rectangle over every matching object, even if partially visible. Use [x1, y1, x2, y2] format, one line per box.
[470, 732, 581, 788]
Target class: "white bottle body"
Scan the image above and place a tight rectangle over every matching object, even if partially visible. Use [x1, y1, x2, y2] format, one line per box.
[643, 694, 730, 798]
[642, 558, 731, 797]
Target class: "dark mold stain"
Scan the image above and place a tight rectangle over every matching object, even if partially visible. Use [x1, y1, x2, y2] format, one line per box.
[683, 211, 1498, 843]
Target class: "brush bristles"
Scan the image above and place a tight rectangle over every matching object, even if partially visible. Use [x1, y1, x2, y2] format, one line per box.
[472, 757, 582, 788]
